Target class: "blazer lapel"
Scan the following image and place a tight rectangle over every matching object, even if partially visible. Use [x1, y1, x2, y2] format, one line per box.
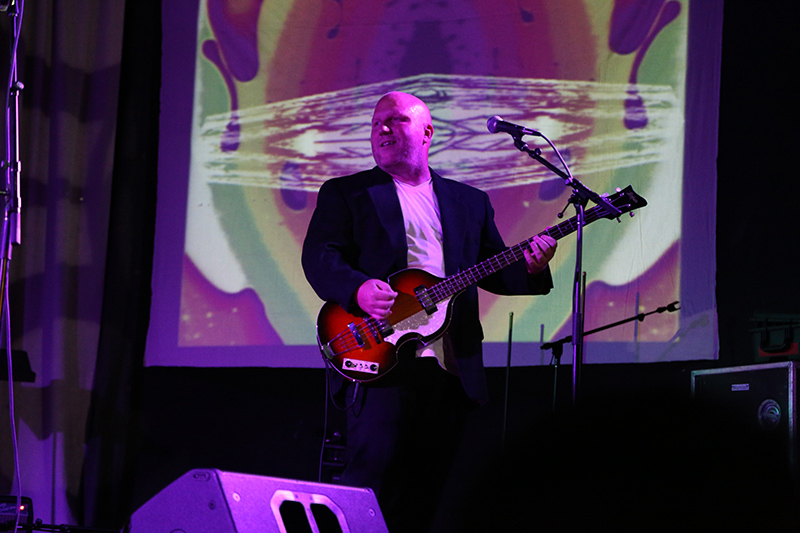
[367, 169, 408, 269]
[432, 172, 469, 276]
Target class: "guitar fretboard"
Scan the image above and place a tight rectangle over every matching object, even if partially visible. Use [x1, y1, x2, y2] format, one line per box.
[424, 187, 642, 304]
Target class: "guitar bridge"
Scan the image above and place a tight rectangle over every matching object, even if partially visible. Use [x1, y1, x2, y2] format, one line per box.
[415, 285, 437, 315]
[348, 322, 365, 347]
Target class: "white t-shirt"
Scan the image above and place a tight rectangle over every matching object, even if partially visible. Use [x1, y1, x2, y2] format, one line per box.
[394, 178, 455, 373]
[393, 178, 445, 277]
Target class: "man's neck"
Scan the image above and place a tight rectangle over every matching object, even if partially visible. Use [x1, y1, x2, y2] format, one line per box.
[387, 166, 431, 187]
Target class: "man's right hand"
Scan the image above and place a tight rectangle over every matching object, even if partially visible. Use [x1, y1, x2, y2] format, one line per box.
[356, 279, 398, 320]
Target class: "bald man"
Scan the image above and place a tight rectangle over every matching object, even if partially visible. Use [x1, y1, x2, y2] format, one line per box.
[302, 92, 556, 532]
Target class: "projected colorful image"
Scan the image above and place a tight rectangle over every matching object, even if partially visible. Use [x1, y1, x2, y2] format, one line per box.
[148, 0, 718, 367]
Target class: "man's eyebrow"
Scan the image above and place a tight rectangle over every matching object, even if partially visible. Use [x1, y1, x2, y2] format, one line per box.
[373, 113, 410, 124]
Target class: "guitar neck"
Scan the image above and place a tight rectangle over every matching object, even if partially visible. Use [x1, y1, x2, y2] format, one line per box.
[428, 201, 611, 303]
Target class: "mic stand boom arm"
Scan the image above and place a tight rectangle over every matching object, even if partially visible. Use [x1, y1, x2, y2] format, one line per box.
[512, 137, 622, 218]
[541, 301, 681, 353]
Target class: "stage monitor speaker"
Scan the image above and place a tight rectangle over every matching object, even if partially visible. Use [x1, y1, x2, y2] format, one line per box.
[128, 469, 389, 533]
[691, 361, 797, 472]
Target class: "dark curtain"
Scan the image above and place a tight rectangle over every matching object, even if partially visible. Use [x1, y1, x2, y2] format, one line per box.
[1, 0, 127, 527]
[716, 3, 800, 364]
[79, 1, 160, 528]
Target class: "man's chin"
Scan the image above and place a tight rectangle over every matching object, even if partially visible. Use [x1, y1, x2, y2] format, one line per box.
[375, 159, 406, 175]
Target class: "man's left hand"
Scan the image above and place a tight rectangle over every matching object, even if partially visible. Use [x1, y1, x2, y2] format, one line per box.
[524, 235, 557, 275]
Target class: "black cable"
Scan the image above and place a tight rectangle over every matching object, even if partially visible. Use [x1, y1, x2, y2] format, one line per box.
[317, 362, 331, 483]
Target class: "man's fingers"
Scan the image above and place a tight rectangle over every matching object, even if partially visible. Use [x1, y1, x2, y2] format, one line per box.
[531, 236, 556, 260]
[525, 235, 557, 274]
[357, 279, 397, 319]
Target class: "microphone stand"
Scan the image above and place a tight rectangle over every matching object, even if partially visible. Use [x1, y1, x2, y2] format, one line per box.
[1, 0, 22, 254]
[1, 0, 22, 312]
[510, 136, 621, 405]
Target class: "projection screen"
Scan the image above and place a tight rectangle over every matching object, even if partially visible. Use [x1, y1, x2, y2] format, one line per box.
[146, 0, 721, 367]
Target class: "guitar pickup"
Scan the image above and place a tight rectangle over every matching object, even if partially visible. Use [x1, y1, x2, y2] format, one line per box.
[364, 318, 393, 344]
[376, 319, 393, 338]
[415, 285, 437, 315]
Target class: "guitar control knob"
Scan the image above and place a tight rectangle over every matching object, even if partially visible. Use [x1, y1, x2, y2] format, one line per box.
[370, 364, 378, 371]
[345, 361, 354, 368]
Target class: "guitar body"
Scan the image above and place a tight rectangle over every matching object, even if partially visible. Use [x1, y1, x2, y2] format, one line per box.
[316, 269, 456, 382]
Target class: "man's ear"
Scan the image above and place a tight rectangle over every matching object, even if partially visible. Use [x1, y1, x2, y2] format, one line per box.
[423, 123, 434, 144]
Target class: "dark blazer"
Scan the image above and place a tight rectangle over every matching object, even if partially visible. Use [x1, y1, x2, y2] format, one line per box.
[302, 166, 552, 402]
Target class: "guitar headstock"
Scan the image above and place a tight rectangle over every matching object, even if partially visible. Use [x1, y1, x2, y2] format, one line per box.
[599, 185, 648, 219]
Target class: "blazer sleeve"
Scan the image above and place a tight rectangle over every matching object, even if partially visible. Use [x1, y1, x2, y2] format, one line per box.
[301, 178, 370, 313]
[475, 189, 553, 296]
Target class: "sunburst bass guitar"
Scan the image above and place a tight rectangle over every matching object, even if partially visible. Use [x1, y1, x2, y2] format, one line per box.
[316, 185, 647, 382]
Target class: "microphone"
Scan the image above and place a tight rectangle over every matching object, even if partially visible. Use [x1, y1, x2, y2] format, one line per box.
[486, 115, 541, 137]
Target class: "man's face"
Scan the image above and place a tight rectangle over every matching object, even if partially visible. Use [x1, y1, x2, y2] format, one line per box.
[370, 92, 432, 179]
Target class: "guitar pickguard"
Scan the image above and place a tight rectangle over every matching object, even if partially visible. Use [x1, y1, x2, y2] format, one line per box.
[383, 296, 453, 346]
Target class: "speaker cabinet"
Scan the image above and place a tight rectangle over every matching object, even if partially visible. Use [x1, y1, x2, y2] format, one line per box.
[128, 469, 388, 533]
[691, 361, 797, 472]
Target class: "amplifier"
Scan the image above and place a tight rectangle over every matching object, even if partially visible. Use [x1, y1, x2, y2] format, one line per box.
[691, 361, 797, 472]
[0, 495, 33, 531]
